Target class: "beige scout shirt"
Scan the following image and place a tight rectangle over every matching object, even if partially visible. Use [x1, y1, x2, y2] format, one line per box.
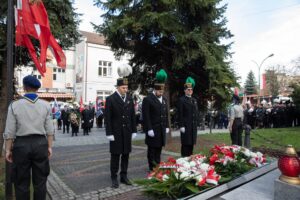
[229, 104, 244, 121]
[3, 98, 54, 139]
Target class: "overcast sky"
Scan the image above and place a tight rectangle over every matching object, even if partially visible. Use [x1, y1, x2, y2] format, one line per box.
[74, 0, 300, 85]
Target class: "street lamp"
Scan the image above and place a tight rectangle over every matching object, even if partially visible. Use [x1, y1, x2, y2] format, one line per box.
[251, 53, 274, 96]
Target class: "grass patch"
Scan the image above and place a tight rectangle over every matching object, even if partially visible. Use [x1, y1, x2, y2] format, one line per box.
[133, 127, 300, 157]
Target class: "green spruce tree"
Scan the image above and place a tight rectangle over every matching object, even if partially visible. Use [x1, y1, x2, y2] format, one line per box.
[244, 70, 257, 95]
[94, 0, 238, 109]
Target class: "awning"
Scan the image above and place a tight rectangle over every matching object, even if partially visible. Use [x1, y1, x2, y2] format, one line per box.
[37, 93, 74, 99]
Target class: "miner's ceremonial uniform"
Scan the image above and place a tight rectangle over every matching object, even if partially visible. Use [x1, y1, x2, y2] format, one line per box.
[142, 69, 169, 171]
[3, 75, 54, 200]
[105, 77, 137, 188]
[177, 77, 199, 157]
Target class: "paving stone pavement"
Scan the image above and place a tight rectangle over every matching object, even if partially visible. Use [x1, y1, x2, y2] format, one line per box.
[47, 127, 227, 199]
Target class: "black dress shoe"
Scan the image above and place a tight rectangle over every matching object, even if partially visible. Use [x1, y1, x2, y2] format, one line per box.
[120, 176, 132, 185]
[111, 179, 119, 188]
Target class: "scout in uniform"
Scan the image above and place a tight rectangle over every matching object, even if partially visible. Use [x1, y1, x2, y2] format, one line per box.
[105, 77, 137, 188]
[142, 69, 170, 171]
[177, 77, 199, 157]
[228, 94, 244, 145]
[3, 75, 54, 200]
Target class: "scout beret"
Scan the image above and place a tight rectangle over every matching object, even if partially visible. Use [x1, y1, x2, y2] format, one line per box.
[23, 75, 41, 89]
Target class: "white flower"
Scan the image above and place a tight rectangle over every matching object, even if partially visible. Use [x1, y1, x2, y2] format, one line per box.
[194, 174, 204, 182]
[223, 156, 234, 166]
[256, 152, 263, 158]
[199, 163, 210, 171]
[180, 171, 190, 180]
[242, 149, 251, 157]
[174, 172, 180, 179]
[189, 161, 196, 167]
[250, 152, 257, 158]
[162, 174, 169, 181]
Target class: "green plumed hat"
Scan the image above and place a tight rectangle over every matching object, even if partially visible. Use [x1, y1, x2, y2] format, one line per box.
[154, 69, 168, 90]
[184, 76, 195, 89]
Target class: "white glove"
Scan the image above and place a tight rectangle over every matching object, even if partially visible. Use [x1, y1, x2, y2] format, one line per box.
[132, 133, 137, 139]
[107, 135, 115, 141]
[166, 128, 170, 134]
[148, 130, 155, 137]
[82, 120, 84, 123]
[180, 127, 185, 133]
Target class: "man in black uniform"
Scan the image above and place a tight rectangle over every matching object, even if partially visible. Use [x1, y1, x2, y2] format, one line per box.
[3, 75, 54, 200]
[142, 69, 169, 171]
[177, 77, 199, 157]
[81, 104, 90, 135]
[105, 77, 137, 188]
[61, 105, 70, 133]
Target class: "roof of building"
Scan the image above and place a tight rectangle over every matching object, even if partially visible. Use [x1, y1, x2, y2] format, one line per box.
[80, 31, 107, 46]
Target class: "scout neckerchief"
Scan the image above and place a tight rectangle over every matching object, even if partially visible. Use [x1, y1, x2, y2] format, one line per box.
[23, 93, 39, 103]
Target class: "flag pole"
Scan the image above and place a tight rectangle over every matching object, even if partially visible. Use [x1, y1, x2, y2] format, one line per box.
[6, 0, 15, 198]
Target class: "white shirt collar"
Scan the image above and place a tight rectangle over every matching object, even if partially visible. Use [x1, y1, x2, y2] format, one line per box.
[153, 91, 163, 103]
[116, 91, 126, 102]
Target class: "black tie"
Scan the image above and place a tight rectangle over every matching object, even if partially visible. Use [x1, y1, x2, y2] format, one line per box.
[122, 96, 125, 100]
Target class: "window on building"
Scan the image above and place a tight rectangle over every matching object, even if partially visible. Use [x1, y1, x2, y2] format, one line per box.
[97, 90, 112, 100]
[98, 60, 112, 77]
[53, 67, 66, 82]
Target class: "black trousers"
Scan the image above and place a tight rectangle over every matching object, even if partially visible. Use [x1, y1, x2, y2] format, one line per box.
[83, 128, 89, 135]
[147, 147, 162, 171]
[71, 124, 78, 136]
[62, 121, 70, 133]
[231, 118, 243, 146]
[110, 154, 129, 179]
[57, 119, 62, 129]
[12, 135, 50, 200]
[181, 145, 193, 157]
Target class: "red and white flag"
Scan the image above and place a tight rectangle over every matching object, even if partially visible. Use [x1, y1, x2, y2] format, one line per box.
[15, 0, 66, 76]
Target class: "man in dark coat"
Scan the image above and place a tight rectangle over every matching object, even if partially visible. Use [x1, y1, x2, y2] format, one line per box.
[81, 105, 90, 135]
[142, 69, 169, 171]
[177, 77, 199, 157]
[61, 105, 70, 133]
[105, 77, 137, 188]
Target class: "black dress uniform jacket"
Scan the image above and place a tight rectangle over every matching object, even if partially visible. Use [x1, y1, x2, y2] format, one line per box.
[81, 109, 90, 129]
[177, 96, 199, 145]
[105, 92, 137, 154]
[142, 93, 169, 148]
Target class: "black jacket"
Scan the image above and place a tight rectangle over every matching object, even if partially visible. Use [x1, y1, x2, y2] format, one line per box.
[177, 96, 199, 145]
[81, 109, 90, 129]
[105, 92, 137, 154]
[142, 93, 169, 148]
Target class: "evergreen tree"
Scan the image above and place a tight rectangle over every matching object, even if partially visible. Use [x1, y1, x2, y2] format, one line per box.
[244, 70, 257, 95]
[94, 0, 238, 109]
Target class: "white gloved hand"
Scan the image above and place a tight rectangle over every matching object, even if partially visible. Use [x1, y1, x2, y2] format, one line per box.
[166, 128, 170, 134]
[132, 133, 137, 139]
[180, 127, 185, 133]
[107, 135, 115, 141]
[148, 130, 155, 137]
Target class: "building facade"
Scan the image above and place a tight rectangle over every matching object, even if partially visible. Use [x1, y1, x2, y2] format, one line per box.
[15, 48, 76, 101]
[74, 31, 130, 103]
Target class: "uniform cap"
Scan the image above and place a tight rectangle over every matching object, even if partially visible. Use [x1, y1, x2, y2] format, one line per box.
[23, 75, 41, 89]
